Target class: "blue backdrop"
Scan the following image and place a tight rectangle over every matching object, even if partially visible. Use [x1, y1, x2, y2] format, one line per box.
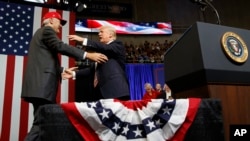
[125, 63, 165, 100]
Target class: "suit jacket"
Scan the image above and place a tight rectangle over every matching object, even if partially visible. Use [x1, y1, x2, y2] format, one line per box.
[75, 62, 97, 102]
[156, 90, 173, 99]
[21, 26, 85, 103]
[85, 40, 130, 99]
[156, 90, 167, 99]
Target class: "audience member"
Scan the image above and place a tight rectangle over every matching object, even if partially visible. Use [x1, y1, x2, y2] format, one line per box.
[142, 83, 161, 100]
[155, 83, 164, 93]
[157, 83, 172, 100]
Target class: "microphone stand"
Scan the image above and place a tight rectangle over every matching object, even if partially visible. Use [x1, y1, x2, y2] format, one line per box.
[203, 0, 221, 25]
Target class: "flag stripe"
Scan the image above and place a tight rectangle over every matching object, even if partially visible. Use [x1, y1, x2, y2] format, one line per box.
[61, 10, 70, 103]
[0, 55, 7, 140]
[61, 56, 69, 103]
[169, 98, 201, 141]
[68, 58, 76, 102]
[19, 56, 29, 141]
[34, 5, 43, 31]
[68, 11, 76, 102]
[10, 56, 24, 141]
[19, 101, 29, 141]
[1, 55, 15, 141]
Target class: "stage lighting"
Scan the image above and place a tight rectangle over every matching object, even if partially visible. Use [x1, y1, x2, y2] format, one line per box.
[75, 0, 88, 12]
[62, 0, 69, 5]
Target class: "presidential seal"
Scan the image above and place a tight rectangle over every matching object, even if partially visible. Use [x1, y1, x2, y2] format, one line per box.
[221, 32, 248, 63]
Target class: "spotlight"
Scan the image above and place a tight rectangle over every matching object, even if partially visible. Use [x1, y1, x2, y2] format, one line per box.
[75, 1, 88, 12]
[62, 0, 69, 5]
[83, 3, 87, 9]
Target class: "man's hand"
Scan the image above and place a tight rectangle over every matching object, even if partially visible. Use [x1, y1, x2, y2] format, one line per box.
[62, 67, 78, 80]
[86, 52, 108, 63]
[68, 35, 85, 42]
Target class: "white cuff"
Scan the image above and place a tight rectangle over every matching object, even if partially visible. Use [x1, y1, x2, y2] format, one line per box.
[82, 38, 88, 46]
[83, 52, 87, 59]
[72, 71, 76, 80]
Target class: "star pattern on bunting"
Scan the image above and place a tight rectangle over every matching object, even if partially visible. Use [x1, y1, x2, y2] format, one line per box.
[162, 106, 172, 115]
[89, 102, 97, 108]
[133, 127, 143, 137]
[85, 99, 176, 139]
[112, 122, 121, 133]
[146, 120, 156, 130]
[99, 109, 110, 120]
[122, 124, 129, 135]
[155, 119, 163, 126]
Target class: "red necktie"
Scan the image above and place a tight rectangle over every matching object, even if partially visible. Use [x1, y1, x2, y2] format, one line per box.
[93, 72, 98, 87]
[93, 63, 98, 87]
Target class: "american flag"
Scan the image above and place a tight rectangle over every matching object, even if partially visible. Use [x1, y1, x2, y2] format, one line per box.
[0, 1, 76, 141]
[75, 19, 172, 35]
[61, 98, 201, 141]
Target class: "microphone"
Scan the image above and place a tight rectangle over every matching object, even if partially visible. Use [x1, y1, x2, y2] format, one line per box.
[190, 0, 208, 11]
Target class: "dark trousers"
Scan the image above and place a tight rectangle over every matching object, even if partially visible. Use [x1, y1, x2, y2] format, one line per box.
[24, 99, 52, 141]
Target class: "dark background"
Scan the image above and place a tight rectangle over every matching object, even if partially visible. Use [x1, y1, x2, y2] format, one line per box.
[4, 0, 250, 34]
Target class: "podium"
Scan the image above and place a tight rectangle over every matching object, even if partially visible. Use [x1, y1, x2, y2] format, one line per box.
[164, 22, 250, 141]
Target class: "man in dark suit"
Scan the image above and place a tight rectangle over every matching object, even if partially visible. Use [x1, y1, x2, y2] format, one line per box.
[21, 12, 108, 141]
[156, 83, 173, 100]
[67, 25, 130, 100]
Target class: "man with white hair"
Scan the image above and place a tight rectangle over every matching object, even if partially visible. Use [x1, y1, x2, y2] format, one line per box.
[155, 83, 163, 93]
[66, 25, 130, 100]
[156, 83, 172, 100]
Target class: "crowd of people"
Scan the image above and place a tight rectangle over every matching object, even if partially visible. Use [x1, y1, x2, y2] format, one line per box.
[124, 40, 175, 63]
